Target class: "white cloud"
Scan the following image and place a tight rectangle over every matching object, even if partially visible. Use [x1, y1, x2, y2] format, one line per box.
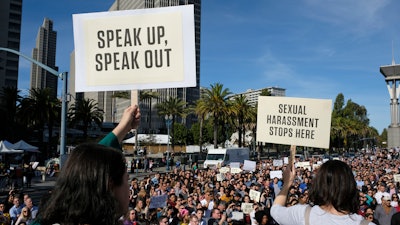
[303, 0, 390, 35]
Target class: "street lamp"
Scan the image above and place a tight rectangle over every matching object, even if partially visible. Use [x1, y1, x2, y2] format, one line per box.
[165, 114, 173, 171]
[0, 47, 68, 167]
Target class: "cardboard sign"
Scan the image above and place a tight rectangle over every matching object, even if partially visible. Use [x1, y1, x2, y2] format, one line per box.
[241, 203, 253, 214]
[394, 174, 400, 182]
[257, 96, 332, 149]
[249, 189, 261, 202]
[273, 159, 283, 167]
[270, 170, 282, 179]
[149, 194, 168, 209]
[231, 167, 242, 174]
[73, 5, 196, 92]
[219, 167, 230, 174]
[243, 160, 256, 171]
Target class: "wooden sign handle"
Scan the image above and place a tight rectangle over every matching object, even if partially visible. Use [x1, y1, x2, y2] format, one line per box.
[289, 145, 296, 168]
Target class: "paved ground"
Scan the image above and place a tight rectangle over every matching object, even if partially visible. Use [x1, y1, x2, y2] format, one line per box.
[0, 165, 177, 206]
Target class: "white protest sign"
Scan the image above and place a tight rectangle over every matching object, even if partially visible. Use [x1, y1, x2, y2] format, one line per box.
[249, 189, 261, 202]
[257, 96, 332, 149]
[270, 170, 282, 179]
[231, 211, 244, 221]
[241, 203, 253, 214]
[73, 5, 196, 92]
[283, 157, 289, 165]
[394, 174, 400, 182]
[219, 167, 230, 174]
[273, 159, 283, 167]
[231, 167, 242, 174]
[216, 173, 224, 181]
[296, 161, 310, 169]
[243, 160, 256, 171]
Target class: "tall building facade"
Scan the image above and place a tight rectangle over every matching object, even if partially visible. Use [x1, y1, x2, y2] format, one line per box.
[230, 87, 286, 107]
[0, 0, 22, 89]
[73, 0, 201, 134]
[30, 18, 58, 98]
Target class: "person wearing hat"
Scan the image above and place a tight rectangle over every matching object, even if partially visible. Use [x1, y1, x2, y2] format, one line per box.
[374, 195, 397, 225]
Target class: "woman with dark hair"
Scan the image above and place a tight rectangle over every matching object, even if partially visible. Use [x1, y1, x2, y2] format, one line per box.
[34, 105, 141, 225]
[271, 160, 375, 225]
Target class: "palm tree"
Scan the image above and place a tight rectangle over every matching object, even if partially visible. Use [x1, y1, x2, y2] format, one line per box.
[197, 83, 232, 148]
[231, 94, 254, 147]
[156, 96, 187, 149]
[139, 90, 159, 133]
[0, 87, 22, 140]
[191, 99, 209, 149]
[19, 88, 60, 156]
[68, 98, 104, 139]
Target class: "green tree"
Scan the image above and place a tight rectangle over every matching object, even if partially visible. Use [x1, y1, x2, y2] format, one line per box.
[68, 98, 104, 139]
[173, 123, 188, 146]
[0, 87, 22, 140]
[231, 94, 253, 147]
[197, 83, 231, 148]
[260, 88, 272, 96]
[19, 88, 61, 156]
[330, 94, 376, 151]
[156, 96, 187, 149]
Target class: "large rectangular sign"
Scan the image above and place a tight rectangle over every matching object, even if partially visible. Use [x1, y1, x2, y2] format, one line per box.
[73, 5, 196, 92]
[257, 96, 332, 149]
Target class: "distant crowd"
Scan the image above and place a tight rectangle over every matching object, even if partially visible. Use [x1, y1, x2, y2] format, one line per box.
[2, 147, 400, 225]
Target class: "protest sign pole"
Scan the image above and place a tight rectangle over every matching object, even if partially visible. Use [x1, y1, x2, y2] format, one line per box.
[289, 145, 296, 168]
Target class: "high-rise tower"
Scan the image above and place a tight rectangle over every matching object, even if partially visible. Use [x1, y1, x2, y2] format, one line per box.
[0, 0, 22, 89]
[30, 18, 58, 98]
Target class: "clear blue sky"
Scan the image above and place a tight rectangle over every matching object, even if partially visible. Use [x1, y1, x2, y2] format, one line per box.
[19, 0, 400, 134]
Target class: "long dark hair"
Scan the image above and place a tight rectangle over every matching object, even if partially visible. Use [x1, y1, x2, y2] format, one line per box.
[38, 143, 126, 225]
[309, 160, 359, 214]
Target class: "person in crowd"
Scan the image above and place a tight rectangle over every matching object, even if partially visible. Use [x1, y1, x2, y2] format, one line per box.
[374, 183, 390, 205]
[9, 196, 23, 225]
[15, 207, 32, 225]
[158, 215, 169, 225]
[374, 196, 396, 225]
[271, 160, 374, 225]
[34, 105, 141, 225]
[200, 191, 214, 219]
[391, 211, 400, 225]
[189, 214, 199, 225]
[207, 208, 227, 225]
[195, 208, 206, 225]
[123, 209, 139, 225]
[254, 210, 269, 225]
[24, 198, 38, 220]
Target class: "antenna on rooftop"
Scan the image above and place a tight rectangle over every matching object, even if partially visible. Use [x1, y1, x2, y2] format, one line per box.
[392, 40, 396, 65]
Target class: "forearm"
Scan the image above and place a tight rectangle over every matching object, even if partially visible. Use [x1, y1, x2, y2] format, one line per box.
[273, 183, 291, 206]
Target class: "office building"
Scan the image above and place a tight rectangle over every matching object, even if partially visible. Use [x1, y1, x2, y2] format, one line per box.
[0, 0, 22, 90]
[30, 18, 58, 98]
[230, 87, 286, 107]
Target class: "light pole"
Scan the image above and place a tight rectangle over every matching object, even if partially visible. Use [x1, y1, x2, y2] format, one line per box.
[165, 114, 172, 171]
[0, 47, 68, 167]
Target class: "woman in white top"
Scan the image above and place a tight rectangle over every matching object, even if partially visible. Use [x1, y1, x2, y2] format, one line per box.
[271, 160, 375, 225]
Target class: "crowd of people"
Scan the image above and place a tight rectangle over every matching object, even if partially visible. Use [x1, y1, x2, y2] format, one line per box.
[2, 105, 400, 225]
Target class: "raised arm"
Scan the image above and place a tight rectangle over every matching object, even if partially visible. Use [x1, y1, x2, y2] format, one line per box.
[99, 105, 141, 149]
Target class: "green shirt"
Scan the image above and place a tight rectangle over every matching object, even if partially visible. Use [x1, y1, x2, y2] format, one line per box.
[98, 132, 121, 150]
